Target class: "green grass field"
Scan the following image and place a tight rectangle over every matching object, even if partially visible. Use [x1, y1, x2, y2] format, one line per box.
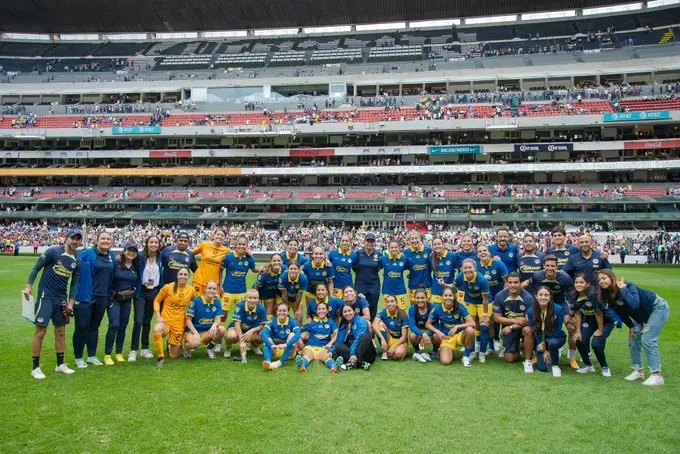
[1, 256, 679, 453]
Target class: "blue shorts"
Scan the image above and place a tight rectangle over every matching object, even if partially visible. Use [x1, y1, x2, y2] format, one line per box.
[34, 297, 68, 327]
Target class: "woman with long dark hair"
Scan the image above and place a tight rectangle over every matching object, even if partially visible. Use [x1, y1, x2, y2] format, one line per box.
[528, 286, 568, 377]
[130, 235, 162, 361]
[104, 243, 139, 365]
[597, 269, 669, 386]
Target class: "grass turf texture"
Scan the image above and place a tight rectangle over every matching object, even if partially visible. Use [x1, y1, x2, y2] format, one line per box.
[1, 256, 679, 453]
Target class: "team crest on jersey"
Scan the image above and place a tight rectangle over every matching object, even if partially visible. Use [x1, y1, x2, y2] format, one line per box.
[373, 255, 379, 261]
[565, 251, 570, 256]
[446, 261, 451, 265]
[520, 305, 526, 311]
[453, 314, 459, 319]
[71, 262, 76, 269]
[212, 306, 217, 312]
[285, 329, 290, 334]
[534, 259, 540, 265]
[238, 261, 243, 266]
[399, 262, 404, 267]
[616, 300, 624, 305]
[423, 254, 428, 259]
[593, 259, 599, 265]
[295, 285, 300, 290]
[474, 286, 479, 290]
[36, 316, 44, 323]
[491, 270, 497, 275]
[324, 324, 329, 328]
[585, 302, 592, 308]
[347, 259, 352, 264]
[583, 322, 589, 328]
[235, 307, 240, 313]
[355, 308, 361, 313]
[185, 257, 189, 263]
[322, 271, 327, 276]
[509, 253, 514, 258]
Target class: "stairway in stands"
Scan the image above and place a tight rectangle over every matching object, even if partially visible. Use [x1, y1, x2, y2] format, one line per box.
[660, 28, 675, 44]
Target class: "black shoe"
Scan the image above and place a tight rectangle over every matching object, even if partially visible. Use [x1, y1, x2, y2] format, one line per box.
[341, 361, 356, 371]
[361, 361, 371, 371]
[155, 358, 165, 368]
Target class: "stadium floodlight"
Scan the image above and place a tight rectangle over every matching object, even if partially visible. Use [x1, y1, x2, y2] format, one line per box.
[582, 2, 642, 15]
[466, 14, 518, 25]
[647, 0, 680, 8]
[105, 33, 149, 41]
[303, 25, 352, 34]
[521, 10, 576, 21]
[202, 30, 249, 38]
[253, 28, 299, 36]
[409, 19, 461, 28]
[4, 33, 50, 41]
[156, 32, 199, 39]
[58, 34, 99, 41]
[356, 22, 407, 31]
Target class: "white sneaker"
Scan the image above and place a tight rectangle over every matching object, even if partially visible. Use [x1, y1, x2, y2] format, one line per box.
[420, 352, 432, 362]
[478, 353, 486, 363]
[577, 365, 596, 374]
[31, 367, 46, 380]
[624, 369, 645, 381]
[494, 340, 501, 352]
[182, 348, 192, 360]
[523, 360, 534, 374]
[462, 356, 471, 368]
[86, 356, 103, 366]
[140, 349, 154, 359]
[497, 347, 505, 358]
[213, 343, 222, 353]
[224, 348, 232, 358]
[251, 345, 263, 355]
[642, 374, 664, 386]
[75, 358, 87, 369]
[54, 363, 75, 375]
[412, 352, 426, 363]
[207, 349, 216, 360]
[381, 352, 388, 361]
[128, 350, 137, 362]
[552, 365, 562, 378]
[601, 367, 612, 377]
[468, 351, 477, 360]
[240, 356, 248, 364]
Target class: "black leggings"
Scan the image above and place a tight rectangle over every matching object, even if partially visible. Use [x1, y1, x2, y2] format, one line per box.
[334, 333, 377, 365]
[131, 287, 158, 350]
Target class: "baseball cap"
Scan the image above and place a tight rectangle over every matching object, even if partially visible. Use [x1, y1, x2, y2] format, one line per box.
[67, 229, 83, 239]
[177, 232, 190, 240]
[365, 233, 376, 241]
[124, 242, 139, 251]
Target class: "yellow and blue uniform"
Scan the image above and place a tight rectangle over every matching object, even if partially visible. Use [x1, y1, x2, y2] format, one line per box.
[300, 316, 339, 368]
[492, 288, 534, 353]
[328, 247, 357, 298]
[408, 302, 434, 337]
[261, 316, 301, 363]
[488, 243, 519, 273]
[376, 308, 408, 347]
[28, 245, 81, 327]
[278, 271, 308, 305]
[476, 258, 508, 298]
[431, 251, 457, 303]
[307, 296, 345, 321]
[186, 296, 223, 333]
[454, 271, 491, 352]
[229, 300, 267, 331]
[221, 251, 257, 311]
[546, 244, 579, 271]
[427, 303, 471, 351]
[403, 245, 433, 301]
[254, 266, 286, 304]
[280, 251, 309, 268]
[562, 250, 611, 286]
[379, 253, 410, 310]
[160, 246, 197, 285]
[527, 270, 573, 309]
[301, 260, 335, 300]
[516, 252, 545, 282]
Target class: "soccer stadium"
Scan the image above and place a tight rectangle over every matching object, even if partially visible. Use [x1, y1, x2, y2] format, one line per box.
[1, 0, 679, 451]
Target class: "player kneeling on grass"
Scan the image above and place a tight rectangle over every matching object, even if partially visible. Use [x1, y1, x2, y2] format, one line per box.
[492, 273, 535, 373]
[261, 303, 301, 371]
[184, 281, 226, 360]
[225, 289, 267, 363]
[152, 268, 197, 368]
[295, 301, 341, 373]
[425, 287, 475, 367]
[527, 286, 569, 378]
[372, 295, 408, 361]
[408, 289, 435, 363]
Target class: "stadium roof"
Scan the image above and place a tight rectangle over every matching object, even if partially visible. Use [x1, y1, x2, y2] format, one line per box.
[0, 0, 632, 34]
